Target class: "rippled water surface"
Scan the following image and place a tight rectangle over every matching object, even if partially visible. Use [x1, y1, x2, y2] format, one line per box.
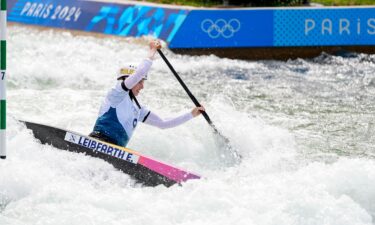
[0, 25, 375, 225]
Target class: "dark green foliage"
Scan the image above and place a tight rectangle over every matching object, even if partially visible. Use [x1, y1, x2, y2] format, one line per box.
[145, 0, 309, 6]
[225, 0, 309, 6]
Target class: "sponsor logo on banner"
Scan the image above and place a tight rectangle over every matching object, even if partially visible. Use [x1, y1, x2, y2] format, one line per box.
[273, 9, 375, 46]
[17, 2, 82, 22]
[304, 18, 375, 36]
[85, 5, 188, 42]
[169, 10, 273, 48]
[201, 18, 241, 39]
[64, 132, 139, 164]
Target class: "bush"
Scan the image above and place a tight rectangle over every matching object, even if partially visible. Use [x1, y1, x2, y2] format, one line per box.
[144, 0, 309, 7]
[224, 0, 309, 6]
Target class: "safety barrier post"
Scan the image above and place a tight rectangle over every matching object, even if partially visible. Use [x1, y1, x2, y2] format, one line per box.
[0, 0, 6, 159]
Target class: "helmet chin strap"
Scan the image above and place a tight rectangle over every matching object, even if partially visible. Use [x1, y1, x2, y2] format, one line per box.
[129, 90, 141, 109]
[119, 78, 141, 109]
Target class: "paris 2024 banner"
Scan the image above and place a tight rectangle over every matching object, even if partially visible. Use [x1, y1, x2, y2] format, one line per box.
[8, 0, 375, 48]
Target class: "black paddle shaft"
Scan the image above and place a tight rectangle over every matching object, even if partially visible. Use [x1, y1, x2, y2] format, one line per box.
[157, 49, 242, 162]
[157, 49, 214, 126]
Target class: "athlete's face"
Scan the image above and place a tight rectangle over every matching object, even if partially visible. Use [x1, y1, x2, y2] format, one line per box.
[132, 80, 145, 96]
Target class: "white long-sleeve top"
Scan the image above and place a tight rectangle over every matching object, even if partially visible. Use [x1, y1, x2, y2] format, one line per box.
[145, 111, 193, 129]
[93, 58, 194, 146]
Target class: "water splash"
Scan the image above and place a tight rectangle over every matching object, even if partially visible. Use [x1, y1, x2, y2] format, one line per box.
[2, 25, 375, 225]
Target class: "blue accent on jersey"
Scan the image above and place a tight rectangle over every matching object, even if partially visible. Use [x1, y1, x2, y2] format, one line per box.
[93, 107, 130, 147]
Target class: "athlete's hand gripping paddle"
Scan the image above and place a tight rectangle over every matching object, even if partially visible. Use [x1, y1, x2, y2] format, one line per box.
[157, 49, 241, 163]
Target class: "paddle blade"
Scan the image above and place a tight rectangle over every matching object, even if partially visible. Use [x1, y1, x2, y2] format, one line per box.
[210, 124, 242, 164]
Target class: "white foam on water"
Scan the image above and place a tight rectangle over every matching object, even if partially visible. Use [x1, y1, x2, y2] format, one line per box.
[1, 25, 374, 225]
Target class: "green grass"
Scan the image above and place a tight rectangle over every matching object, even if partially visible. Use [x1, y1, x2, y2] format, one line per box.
[312, 0, 375, 5]
[140, 0, 375, 6]
[143, 0, 222, 7]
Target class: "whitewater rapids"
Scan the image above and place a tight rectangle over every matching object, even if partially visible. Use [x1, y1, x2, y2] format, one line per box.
[0, 25, 375, 225]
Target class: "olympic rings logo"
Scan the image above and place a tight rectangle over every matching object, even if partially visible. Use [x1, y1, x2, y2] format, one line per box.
[201, 19, 241, 39]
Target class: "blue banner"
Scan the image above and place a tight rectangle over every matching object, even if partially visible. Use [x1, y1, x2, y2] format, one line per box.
[273, 8, 375, 46]
[169, 10, 274, 48]
[7, 0, 375, 48]
[9, 0, 87, 29]
[84, 4, 188, 42]
[8, 0, 189, 42]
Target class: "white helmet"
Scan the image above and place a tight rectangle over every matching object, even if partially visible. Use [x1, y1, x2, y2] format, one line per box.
[117, 64, 137, 80]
